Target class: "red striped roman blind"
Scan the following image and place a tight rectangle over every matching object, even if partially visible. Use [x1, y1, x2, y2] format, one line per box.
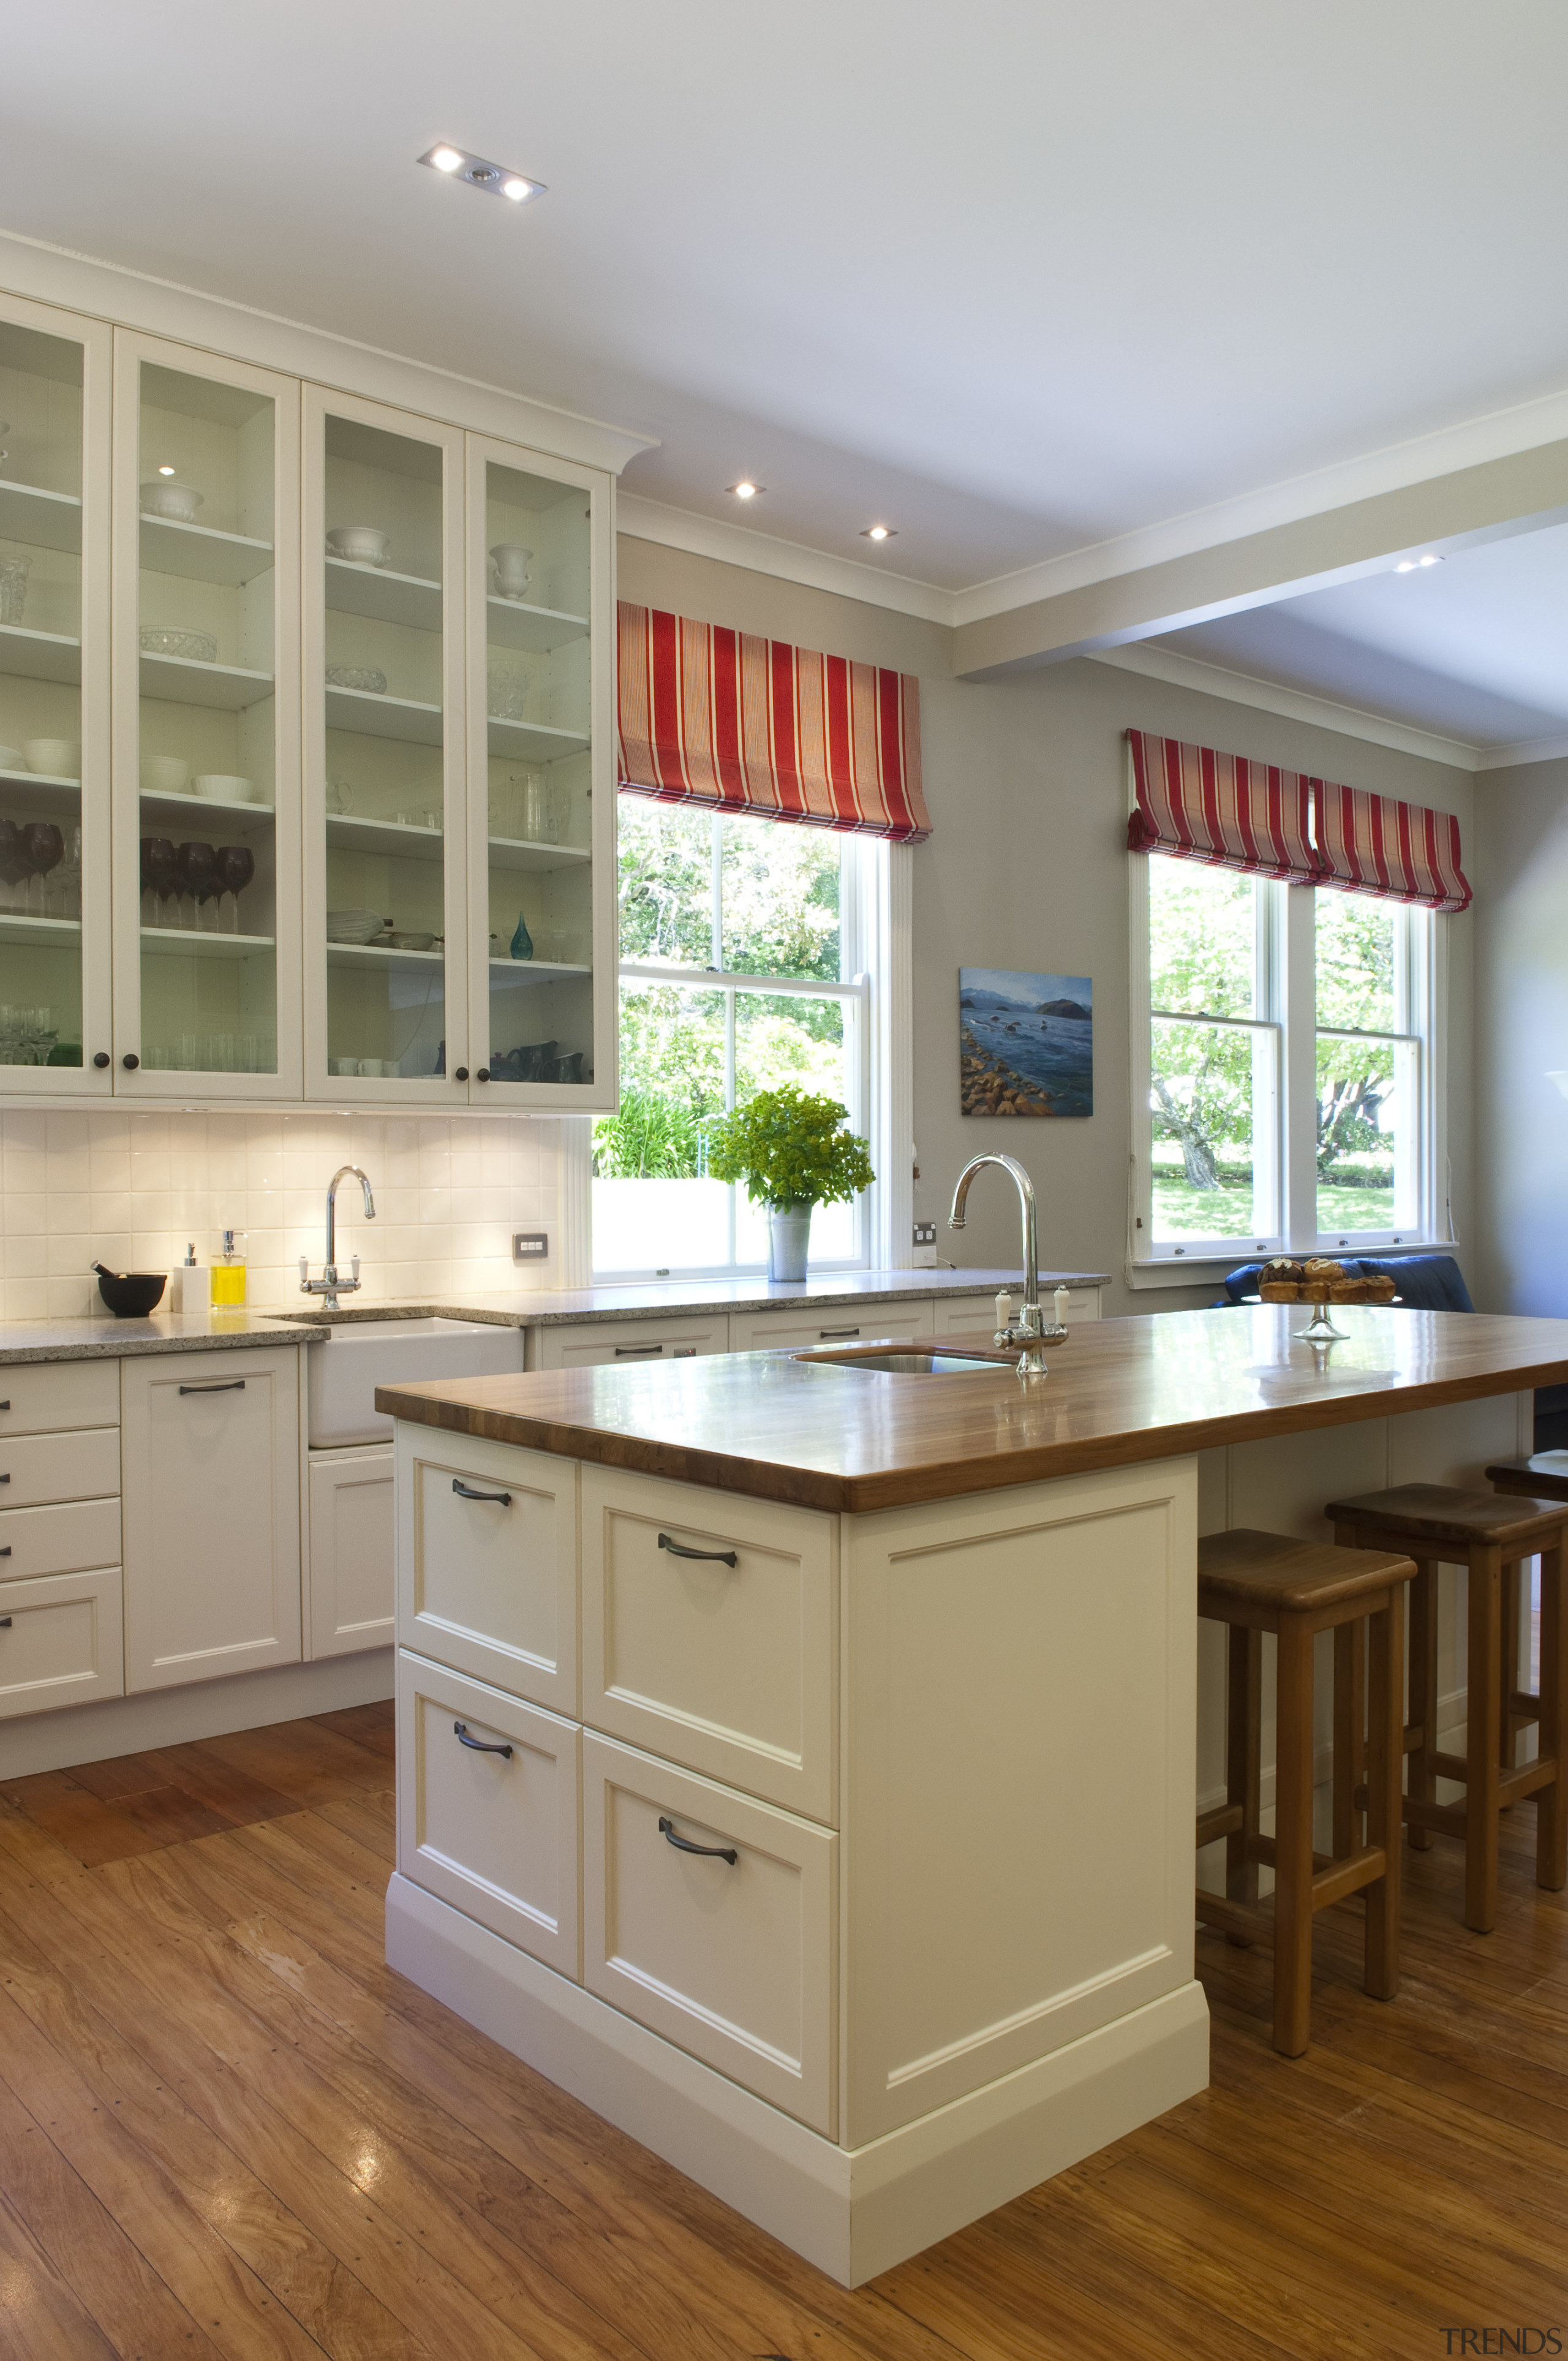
[1310, 780, 1471, 914]
[617, 601, 930, 843]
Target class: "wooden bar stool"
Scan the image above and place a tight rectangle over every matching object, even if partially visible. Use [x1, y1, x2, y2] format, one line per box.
[1325, 1484, 1568, 1935]
[1487, 1454, 1568, 1808]
[1195, 1528, 1415, 2058]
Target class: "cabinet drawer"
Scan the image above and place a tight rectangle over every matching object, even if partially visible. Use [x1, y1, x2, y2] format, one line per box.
[582, 1734, 835, 2132]
[0, 1567, 124, 1720]
[0, 1427, 119, 1510]
[533, 1315, 731, 1371]
[396, 1429, 577, 1713]
[0, 1498, 122, 1584]
[0, 1362, 119, 1437]
[397, 1650, 579, 1978]
[582, 1467, 835, 1819]
[726, 1300, 933, 1354]
[929, 1285, 1101, 1339]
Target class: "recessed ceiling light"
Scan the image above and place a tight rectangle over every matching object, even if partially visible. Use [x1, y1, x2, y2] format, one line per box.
[728, 481, 764, 500]
[862, 524, 897, 542]
[418, 145, 546, 203]
[157, 464, 176, 477]
[1396, 553, 1444, 572]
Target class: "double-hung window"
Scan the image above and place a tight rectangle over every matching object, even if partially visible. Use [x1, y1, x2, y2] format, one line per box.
[592, 800, 880, 1278]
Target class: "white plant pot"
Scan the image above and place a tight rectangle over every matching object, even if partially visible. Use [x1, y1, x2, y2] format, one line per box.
[767, 1203, 813, 1285]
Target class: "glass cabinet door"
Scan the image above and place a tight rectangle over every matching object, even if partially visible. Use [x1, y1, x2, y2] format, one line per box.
[0, 295, 113, 1091]
[464, 434, 612, 1105]
[303, 388, 466, 1101]
[111, 333, 301, 1095]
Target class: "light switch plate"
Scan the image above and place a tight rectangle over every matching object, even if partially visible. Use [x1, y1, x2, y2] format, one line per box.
[512, 1231, 549, 1261]
[913, 1222, 937, 1246]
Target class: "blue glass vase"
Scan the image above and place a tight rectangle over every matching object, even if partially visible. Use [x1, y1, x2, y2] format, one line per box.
[510, 911, 533, 960]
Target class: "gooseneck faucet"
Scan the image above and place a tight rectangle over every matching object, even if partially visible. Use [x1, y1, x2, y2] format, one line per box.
[300, 1165, 376, 1312]
[949, 1152, 1057, 1375]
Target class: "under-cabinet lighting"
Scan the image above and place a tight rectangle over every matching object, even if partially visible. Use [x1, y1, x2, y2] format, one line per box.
[419, 145, 546, 203]
[1395, 554, 1444, 572]
[862, 524, 897, 542]
[729, 482, 763, 500]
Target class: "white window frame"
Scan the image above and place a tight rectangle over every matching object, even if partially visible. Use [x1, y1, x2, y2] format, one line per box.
[1128, 850, 1444, 1286]
[592, 823, 895, 1283]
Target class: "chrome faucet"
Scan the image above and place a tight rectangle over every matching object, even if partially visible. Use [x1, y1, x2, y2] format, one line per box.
[299, 1165, 376, 1312]
[949, 1152, 1059, 1376]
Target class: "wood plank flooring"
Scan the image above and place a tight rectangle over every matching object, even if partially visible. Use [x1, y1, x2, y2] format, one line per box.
[0, 1704, 1563, 2359]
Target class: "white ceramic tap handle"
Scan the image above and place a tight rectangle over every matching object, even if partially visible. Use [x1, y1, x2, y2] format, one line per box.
[298, 1256, 309, 1287]
[351, 1254, 360, 1282]
[995, 1290, 1012, 1329]
[1054, 1286, 1070, 1330]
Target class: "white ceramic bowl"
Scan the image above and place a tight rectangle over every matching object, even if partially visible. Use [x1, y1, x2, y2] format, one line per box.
[326, 526, 391, 566]
[140, 755, 190, 794]
[0, 744, 23, 774]
[22, 738, 80, 779]
[193, 774, 255, 802]
[141, 482, 203, 523]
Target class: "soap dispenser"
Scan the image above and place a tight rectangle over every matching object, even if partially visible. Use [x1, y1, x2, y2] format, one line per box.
[176, 1243, 210, 1316]
[211, 1229, 247, 1308]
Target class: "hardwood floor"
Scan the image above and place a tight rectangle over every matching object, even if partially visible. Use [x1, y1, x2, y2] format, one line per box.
[0, 1706, 1564, 2359]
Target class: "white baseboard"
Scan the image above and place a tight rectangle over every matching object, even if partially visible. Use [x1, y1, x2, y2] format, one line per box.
[0, 1647, 394, 1778]
[385, 1872, 1210, 2287]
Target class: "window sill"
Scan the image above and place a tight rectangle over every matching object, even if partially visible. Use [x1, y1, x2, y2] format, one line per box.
[1127, 1241, 1459, 1293]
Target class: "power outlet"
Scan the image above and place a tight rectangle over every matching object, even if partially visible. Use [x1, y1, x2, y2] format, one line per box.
[912, 1222, 937, 1246]
[512, 1231, 549, 1262]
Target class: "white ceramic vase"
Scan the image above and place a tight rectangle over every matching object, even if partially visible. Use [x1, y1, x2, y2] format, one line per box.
[767, 1201, 813, 1285]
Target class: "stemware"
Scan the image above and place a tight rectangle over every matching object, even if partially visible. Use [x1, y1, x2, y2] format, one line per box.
[215, 844, 255, 934]
[175, 841, 217, 931]
[21, 822, 63, 918]
[140, 837, 177, 927]
[0, 555, 30, 625]
[0, 818, 26, 910]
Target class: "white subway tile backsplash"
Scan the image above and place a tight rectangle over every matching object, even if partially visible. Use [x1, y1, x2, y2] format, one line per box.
[0, 1109, 564, 1317]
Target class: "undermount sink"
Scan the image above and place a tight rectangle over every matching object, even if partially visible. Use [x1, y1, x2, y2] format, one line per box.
[798, 1347, 1014, 1376]
[288, 1315, 524, 1447]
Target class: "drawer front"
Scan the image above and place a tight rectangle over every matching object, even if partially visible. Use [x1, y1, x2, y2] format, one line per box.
[0, 1498, 122, 1585]
[0, 1427, 120, 1510]
[726, 1300, 934, 1354]
[397, 1429, 577, 1712]
[0, 1361, 119, 1438]
[534, 1315, 731, 1372]
[397, 1650, 579, 1978]
[0, 1566, 124, 1719]
[581, 1466, 836, 1821]
[929, 1285, 1101, 1339]
[582, 1734, 835, 2132]
[307, 1447, 394, 1659]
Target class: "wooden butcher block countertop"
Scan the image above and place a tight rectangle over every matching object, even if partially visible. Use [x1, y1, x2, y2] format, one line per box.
[375, 1305, 1568, 1514]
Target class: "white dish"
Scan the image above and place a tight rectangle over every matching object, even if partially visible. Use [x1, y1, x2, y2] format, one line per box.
[194, 774, 255, 802]
[141, 755, 190, 794]
[326, 526, 391, 566]
[326, 909, 387, 945]
[22, 738, 80, 779]
[0, 744, 23, 773]
[141, 482, 203, 523]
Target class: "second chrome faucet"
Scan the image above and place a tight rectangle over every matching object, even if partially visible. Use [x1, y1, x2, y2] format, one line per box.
[949, 1151, 1061, 1376]
[300, 1164, 376, 1312]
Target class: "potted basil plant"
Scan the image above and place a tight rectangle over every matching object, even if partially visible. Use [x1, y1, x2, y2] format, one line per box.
[704, 1086, 876, 1284]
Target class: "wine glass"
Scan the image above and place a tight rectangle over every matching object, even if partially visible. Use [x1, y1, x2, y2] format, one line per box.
[215, 844, 255, 935]
[22, 823, 62, 918]
[175, 841, 217, 931]
[140, 837, 177, 927]
[0, 819, 26, 912]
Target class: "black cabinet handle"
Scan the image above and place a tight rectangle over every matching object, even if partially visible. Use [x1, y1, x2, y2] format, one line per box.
[0, 1617, 10, 1630]
[92, 1052, 110, 1070]
[454, 1066, 469, 1081]
[0, 1475, 10, 1484]
[452, 1478, 511, 1505]
[0, 1402, 9, 1411]
[122, 1052, 139, 1070]
[614, 1343, 663, 1358]
[818, 1325, 861, 1339]
[658, 1532, 737, 1567]
[453, 1720, 513, 1759]
[476, 1067, 490, 1082]
[659, 1815, 736, 1865]
[179, 1379, 246, 1396]
[0, 1546, 10, 1557]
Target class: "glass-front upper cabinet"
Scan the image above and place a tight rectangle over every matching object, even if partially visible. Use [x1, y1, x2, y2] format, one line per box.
[303, 388, 466, 1101]
[111, 333, 301, 1095]
[0, 294, 113, 1092]
[464, 433, 614, 1106]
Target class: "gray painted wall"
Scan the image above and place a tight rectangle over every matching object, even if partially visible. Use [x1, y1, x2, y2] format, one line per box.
[617, 535, 1477, 1315]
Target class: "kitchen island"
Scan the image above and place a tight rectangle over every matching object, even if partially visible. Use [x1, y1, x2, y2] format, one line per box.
[378, 1306, 1568, 2285]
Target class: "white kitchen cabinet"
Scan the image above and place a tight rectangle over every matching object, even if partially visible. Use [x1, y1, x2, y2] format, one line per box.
[0, 1566, 124, 1718]
[120, 1347, 301, 1691]
[532, 1311, 733, 1370]
[726, 1299, 935, 1354]
[306, 1444, 394, 1658]
[0, 1360, 119, 1435]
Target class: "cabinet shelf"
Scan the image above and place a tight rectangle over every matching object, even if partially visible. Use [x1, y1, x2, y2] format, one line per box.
[325, 684, 442, 746]
[325, 813, 443, 861]
[326, 939, 442, 973]
[0, 624, 81, 686]
[140, 513, 274, 588]
[486, 596, 589, 654]
[486, 715, 590, 762]
[490, 956, 591, 979]
[139, 651, 275, 711]
[141, 927, 276, 962]
[326, 557, 441, 632]
[0, 913, 81, 948]
[0, 482, 83, 555]
[140, 788, 274, 829]
[0, 767, 81, 814]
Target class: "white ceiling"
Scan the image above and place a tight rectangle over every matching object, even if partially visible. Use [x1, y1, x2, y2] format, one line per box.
[8, 0, 1568, 602]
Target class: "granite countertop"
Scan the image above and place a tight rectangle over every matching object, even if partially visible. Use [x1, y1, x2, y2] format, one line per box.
[375, 1305, 1568, 1514]
[0, 1311, 329, 1366]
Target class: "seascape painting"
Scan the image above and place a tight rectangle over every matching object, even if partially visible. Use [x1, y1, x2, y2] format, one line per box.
[959, 968, 1093, 1117]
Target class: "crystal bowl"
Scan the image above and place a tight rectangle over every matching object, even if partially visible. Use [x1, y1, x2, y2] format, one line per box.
[140, 626, 218, 663]
[325, 665, 387, 694]
[140, 482, 203, 523]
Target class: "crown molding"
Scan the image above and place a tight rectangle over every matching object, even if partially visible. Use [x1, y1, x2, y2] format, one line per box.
[1087, 640, 1480, 773]
[616, 494, 955, 625]
[0, 228, 655, 477]
[1471, 731, 1568, 773]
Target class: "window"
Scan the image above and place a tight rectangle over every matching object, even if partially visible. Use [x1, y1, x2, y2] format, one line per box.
[592, 802, 880, 1276]
[1132, 855, 1439, 1267]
